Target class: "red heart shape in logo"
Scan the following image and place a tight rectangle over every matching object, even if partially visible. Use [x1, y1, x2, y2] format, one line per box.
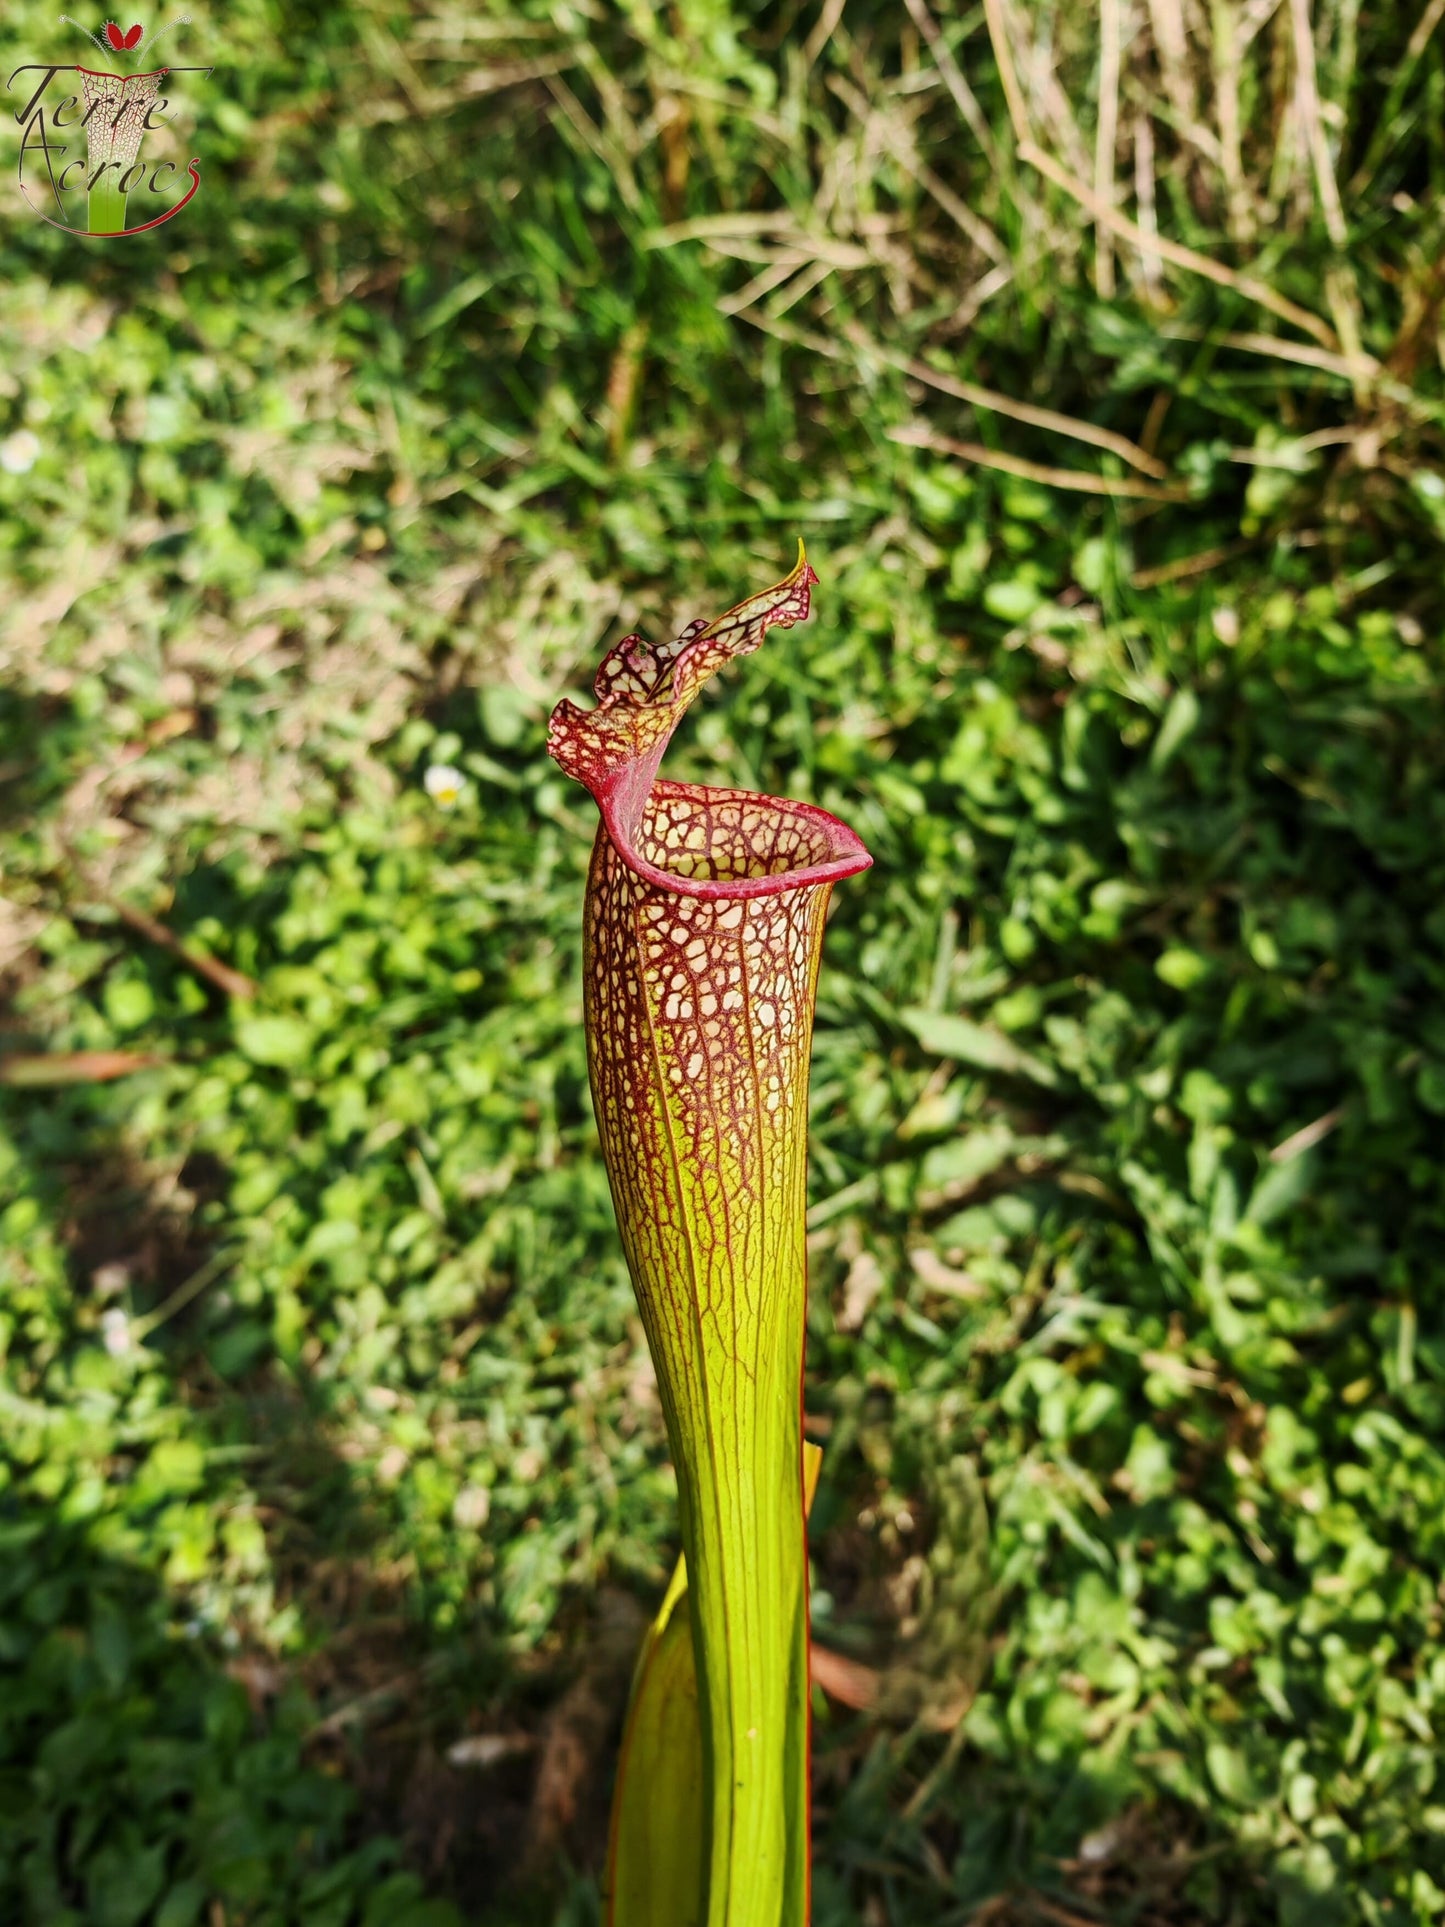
[104, 22, 144, 50]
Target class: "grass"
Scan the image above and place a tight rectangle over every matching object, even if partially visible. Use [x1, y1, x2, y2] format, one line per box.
[2, 0, 1444, 1922]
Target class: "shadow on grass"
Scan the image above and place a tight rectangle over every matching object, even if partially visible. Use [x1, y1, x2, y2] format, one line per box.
[0, 1092, 640, 1927]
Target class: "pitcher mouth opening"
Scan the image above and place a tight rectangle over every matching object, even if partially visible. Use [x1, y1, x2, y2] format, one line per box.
[550, 545, 872, 902]
[600, 779, 873, 902]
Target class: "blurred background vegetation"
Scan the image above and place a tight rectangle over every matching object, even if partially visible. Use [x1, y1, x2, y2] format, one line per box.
[3, 0, 1445, 1922]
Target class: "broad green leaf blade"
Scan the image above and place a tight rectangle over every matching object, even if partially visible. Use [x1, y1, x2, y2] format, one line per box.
[605, 1446, 824, 1927]
[605, 1565, 704, 1927]
[900, 1005, 1060, 1089]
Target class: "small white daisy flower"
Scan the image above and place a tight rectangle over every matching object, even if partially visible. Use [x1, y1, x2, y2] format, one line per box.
[101, 1307, 132, 1357]
[424, 763, 466, 808]
[0, 430, 41, 475]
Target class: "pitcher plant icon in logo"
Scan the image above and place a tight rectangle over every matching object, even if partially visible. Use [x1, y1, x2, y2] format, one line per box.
[8, 13, 212, 236]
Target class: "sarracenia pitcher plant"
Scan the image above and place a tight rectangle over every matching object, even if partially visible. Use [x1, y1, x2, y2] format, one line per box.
[548, 547, 870, 1925]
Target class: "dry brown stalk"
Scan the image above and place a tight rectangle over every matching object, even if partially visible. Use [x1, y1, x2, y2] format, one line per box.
[375, 56, 569, 116]
[1095, 0, 1121, 298]
[1145, 0, 1227, 165]
[941, 261, 1015, 333]
[724, 304, 1163, 477]
[980, 0, 1032, 146]
[107, 894, 258, 1001]
[1020, 18, 1092, 180]
[1212, 0, 1254, 240]
[900, 0, 1002, 168]
[1286, 0, 1347, 245]
[1269, 1107, 1343, 1162]
[1405, 0, 1445, 60]
[764, 257, 836, 318]
[1223, 425, 1356, 464]
[888, 422, 1189, 500]
[1284, 0, 1366, 384]
[908, 155, 1008, 262]
[1238, 0, 1285, 48]
[644, 212, 833, 245]
[1147, 0, 1195, 124]
[604, 319, 648, 460]
[901, 1720, 970, 1819]
[0, 1050, 166, 1087]
[716, 254, 823, 316]
[1211, 328, 1376, 379]
[543, 73, 641, 213]
[825, 73, 1005, 263]
[1292, 12, 1363, 384]
[1131, 541, 1253, 587]
[1386, 254, 1445, 380]
[1133, 110, 1164, 306]
[1019, 138, 1340, 350]
[801, 0, 847, 71]
[847, 324, 1169, 476]
[734, 305, 1168, 478]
